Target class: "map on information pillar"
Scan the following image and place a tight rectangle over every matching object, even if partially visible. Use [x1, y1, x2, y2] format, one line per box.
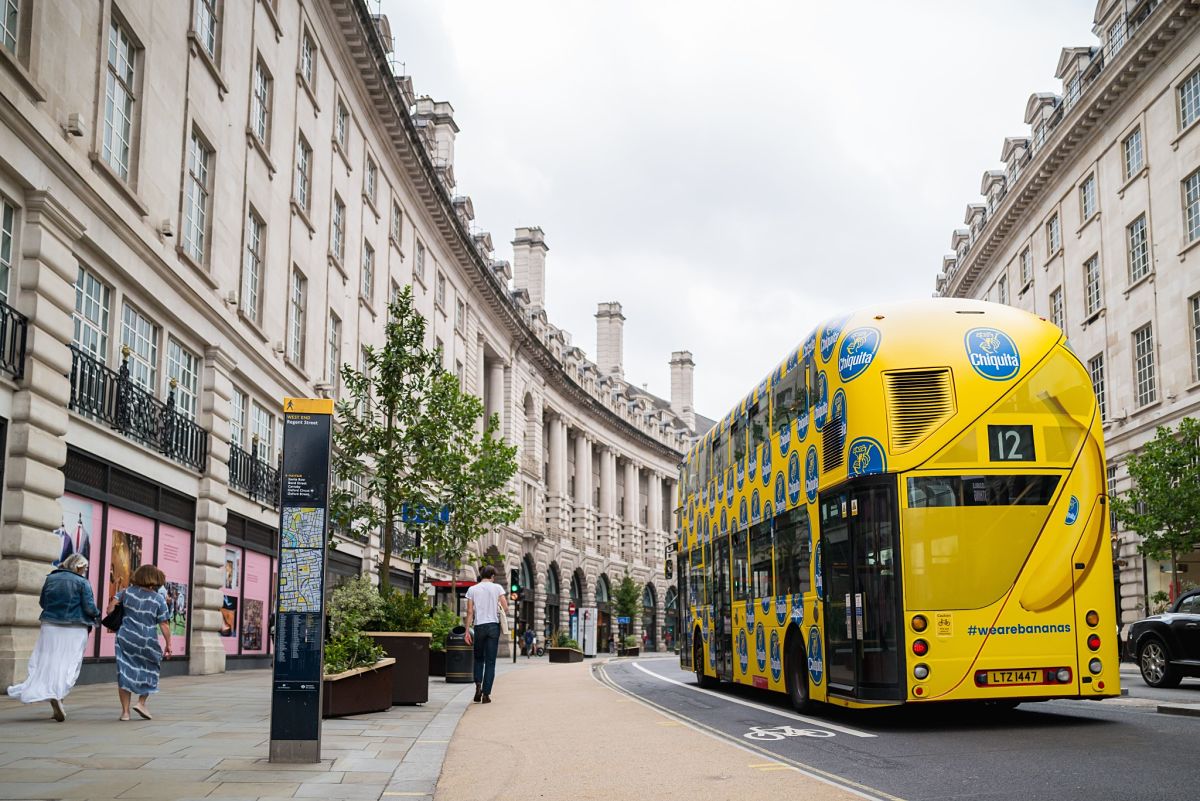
[282, 507, 325, 548]
[278, 507, 325, 613]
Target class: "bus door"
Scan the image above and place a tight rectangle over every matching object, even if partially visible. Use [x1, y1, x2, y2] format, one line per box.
[820, 478, 903, 701]
[711, 536, 732, 679]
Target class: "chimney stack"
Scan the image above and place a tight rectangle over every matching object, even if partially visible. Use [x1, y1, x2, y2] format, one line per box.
[595, 302, 625, 379]
[512, 227, 548, 308]
[669, 351, 695, 430]
[413, 97, 459, 189]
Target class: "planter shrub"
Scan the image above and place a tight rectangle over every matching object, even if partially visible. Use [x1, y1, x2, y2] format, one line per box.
[322, 658, 396, 718]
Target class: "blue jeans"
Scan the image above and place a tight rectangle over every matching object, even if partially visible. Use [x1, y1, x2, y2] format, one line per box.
[472, 622, 500, 694]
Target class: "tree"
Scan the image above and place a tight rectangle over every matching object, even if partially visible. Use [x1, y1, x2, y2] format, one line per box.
[614, 572, 642, 623]
[1110, 417, 1200, 601]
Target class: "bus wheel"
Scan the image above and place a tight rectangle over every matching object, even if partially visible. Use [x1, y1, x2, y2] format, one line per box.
[785, 634, 810, 711]
[695, 636, 717, 689]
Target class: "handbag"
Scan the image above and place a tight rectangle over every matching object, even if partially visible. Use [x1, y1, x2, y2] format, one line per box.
[101, 600, 124, 632]
[497, 600, 509, 635]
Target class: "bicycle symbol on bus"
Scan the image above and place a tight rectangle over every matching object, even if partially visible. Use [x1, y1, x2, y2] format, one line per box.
[743, 725, 835, 741]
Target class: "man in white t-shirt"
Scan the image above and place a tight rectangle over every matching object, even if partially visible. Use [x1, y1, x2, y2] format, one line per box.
[464, 565, 508, 703]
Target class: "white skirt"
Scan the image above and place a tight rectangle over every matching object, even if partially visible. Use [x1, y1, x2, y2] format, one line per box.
[6, 623, 88, 704]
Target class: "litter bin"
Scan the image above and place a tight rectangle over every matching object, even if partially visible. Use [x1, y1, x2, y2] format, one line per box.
[445, 625, 474, 684]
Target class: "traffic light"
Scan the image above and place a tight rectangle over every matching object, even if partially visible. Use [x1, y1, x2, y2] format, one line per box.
[510, 568, 520, 594]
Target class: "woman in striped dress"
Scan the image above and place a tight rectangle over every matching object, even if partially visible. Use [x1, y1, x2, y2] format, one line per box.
[106, 564, 171, 721]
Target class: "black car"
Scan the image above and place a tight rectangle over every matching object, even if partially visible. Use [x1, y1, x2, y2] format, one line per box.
[1127, 588, 1200, 688]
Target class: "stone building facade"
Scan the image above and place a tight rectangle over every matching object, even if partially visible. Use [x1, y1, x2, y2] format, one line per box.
[0, 0, 701, 685]
[934, 0, 1200, 628]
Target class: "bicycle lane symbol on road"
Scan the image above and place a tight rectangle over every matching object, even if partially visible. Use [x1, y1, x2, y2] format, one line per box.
[744, 724, 836, 741]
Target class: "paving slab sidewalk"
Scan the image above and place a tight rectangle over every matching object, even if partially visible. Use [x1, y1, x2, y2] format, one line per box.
[0, 661, 523, 801]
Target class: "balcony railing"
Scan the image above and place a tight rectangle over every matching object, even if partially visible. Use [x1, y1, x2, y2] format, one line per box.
[69, 345, 209, 472]
[229, 443, 280, 508]
[0, 299, 28, 381]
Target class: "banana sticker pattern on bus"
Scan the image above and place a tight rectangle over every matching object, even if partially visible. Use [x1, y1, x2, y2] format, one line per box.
[779, 418, 792, 456]
[756, 622, 767, 671]
[832, 388, 847, 434]
[802, 329, 817, 363]
[792, 591, 804, 625]
[770, 629, 782, 682]
[796, 393, 810, 441]
[738, 629, 749, 673]
[819, 314, 851, 362]
[748, 442, 757, 482]
[1065, 495, 1080, 525]
[776, 595, 789, 626]
[720, 506, 728, 536]
[965, 327, 1021, 380]
[774, 467, 786, 509]
[838, 327, 881, 382]
[725, 467, 734, 504]
[808, 626, 824, 685]
[804, 446, 819, 502]
[747, 597, 755, 629]
[761, 595, 770, 617]
[751, 489, 761, 524]
[813, 371, 829, 431]
[760, 442, 772, 487]
[814, 548, 824, 599]
[787, 451, 802, 506]
[847, 437, 887, 478]
[736, 455, 745, 490]
[739, 497, 748, 529]
[763, 499, 774, 520]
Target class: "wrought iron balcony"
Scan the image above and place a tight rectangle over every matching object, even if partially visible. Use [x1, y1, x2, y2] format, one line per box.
[0, 298, 28, 381]
[229, 442, 280, 508]
[68, 345, 209, 472]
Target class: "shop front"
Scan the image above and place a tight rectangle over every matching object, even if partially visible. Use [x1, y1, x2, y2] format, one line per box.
[222, 513, 278, 669]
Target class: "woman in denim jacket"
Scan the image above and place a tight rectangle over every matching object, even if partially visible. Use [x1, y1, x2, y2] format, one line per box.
[6, 554, 100, 721]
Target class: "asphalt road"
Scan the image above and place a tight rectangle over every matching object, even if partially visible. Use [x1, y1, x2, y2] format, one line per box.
[598, 657, 1200, 801]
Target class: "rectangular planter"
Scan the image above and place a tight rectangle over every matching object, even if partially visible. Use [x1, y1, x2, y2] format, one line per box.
[322, 658, 395, 718]
[429, 648, 446, 677]
[364, 632, 431, 705]
[618, 647, 640, 657]
[547, 647, 584, 663]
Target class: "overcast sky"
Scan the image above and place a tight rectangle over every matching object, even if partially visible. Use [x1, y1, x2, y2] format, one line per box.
[381, 0, 1096, 421]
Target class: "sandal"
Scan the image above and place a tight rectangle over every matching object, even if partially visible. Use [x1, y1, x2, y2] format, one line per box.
[132, 705, 152, 720]
[119, 713, 130, 721]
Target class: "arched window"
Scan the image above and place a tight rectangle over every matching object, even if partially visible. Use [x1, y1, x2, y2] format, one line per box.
[595, 574, 611, 605]
[570, 570, 583, 604]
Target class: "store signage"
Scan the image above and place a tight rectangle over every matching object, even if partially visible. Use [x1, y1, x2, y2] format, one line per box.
[269, 397, 334, 764]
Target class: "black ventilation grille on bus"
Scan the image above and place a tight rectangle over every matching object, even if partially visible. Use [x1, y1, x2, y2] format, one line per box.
[822, 418, 845, 472]
[884, 368, 956, 453]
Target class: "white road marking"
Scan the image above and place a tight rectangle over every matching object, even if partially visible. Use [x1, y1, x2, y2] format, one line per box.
[631, 661, 878, 738]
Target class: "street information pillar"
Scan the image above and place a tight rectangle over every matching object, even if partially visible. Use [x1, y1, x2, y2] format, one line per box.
[269, 397, 333, 763]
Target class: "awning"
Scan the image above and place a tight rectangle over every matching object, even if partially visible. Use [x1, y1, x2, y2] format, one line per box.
[429, 580, 476, 588]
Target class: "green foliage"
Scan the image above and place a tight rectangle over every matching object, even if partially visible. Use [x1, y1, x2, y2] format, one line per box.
[372, 590, 432, 633]
[554, 631, 579, 650]
[330, 285, 519, 594]
[614, 572, 642, 620]
[1111, 417, 1200, 596]
[327, 576, 384, 638]
[622, 634, 639, 649]
[1149, 590, 1171, 614]
[429, 604, 462, 651]
[324, 630, 386, 675]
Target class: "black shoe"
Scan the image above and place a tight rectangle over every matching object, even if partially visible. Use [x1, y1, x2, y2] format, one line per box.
[49, 698, 65, 722]
[481, 693, 491, 704]
[473, 684, 482, 703]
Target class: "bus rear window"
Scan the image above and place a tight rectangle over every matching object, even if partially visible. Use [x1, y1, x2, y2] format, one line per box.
[907, 475, 1060, 508]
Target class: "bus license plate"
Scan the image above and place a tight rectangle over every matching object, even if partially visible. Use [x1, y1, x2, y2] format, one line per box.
[987, 669, 1040, 685]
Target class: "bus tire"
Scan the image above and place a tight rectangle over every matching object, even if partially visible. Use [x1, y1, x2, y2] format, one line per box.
[695, 633, 718, 689]
[785, 631, 810, 711]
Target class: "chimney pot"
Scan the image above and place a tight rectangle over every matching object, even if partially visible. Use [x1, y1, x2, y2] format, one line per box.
[669, 350, 695, 431]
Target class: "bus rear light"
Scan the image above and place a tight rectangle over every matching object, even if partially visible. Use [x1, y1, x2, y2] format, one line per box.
[914, 686, 924, 696]
[1088, 659, 1102, 675]
[913, 664, 930, 680]
[1086, 634, 1101, 651]
[911, 615, 928, 633]
[1085, 610, 1099, 627]
[1056, 668, 1072, 683]
[912, 639, 929, 657]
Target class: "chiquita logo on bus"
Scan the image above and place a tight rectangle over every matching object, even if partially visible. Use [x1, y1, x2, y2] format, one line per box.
[779, 419, 791, 456]
[751, 489, 761, 523]
[787, 451, 802, 505]
[808, 626, 824, 685]
[848, 437, 887, 477]
[802, 329, 817, 363]
[791, 591, 804, 625]
[737, 629, 749, 673]
[804, 445, 819, 502]
[770, 629, 782, 682]
[748, 443, 757, 481]
[761, 595, 770, 616]
[1065, 495, 1080, 525]
[814, 548, 824, 599]
[964, 327, 1020, 380]
[838, 327, 880, 382]
[760, 442, 772, 486]
[756, 623, 767, 671]
[720, 507, 728, 535]
[746, 598, 755, 629]
[820, 314, 851, 362]
[736, 458, 745, 490]
[739, 497, 748, 529]
[774, 470, 786, 508]
[796, 394, 810, 441]
[832, 388, 847, 433]
[725, 468, 734, 504]
[776, 596, 788, 626]
[813, 371, 829, 430]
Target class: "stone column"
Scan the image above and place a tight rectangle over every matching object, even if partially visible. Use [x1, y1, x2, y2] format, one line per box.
[571, 432, 590, 546]
[545, 415, 568, 533]
[623, 461, 641, 562]
[487, 358, 505, 435]
[190, 346, 236, 674]
[597, 447, 617, 555]
[646, 472, 663, 565]
[0, 193, 81, 687]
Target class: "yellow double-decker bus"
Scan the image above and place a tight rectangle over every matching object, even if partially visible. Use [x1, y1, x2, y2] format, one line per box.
[675, 299, 1120, 709]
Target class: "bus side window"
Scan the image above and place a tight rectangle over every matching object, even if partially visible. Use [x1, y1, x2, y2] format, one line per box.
[713, 431, 727, 477]
[749, 399, 768, 455]
[732, 414, 747, 463]
[731, 529, 749, 602]
[773, 372, 796, 432]
[774, 508, 811, 597]
[699, 438, 709, 483]
[749, 520, 773, 599]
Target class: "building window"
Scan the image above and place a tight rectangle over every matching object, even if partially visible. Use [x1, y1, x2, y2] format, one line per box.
[230, 388, 246, 448]
[1122, 128, 1143, 179]
[1079, 174, 1096, 221]
[434, 337, 443, 366]
[996, 274, 1008, 305]
[1019, 247, 1031, 286]
[182, 129, 213, 264]
[455, 359, 464, 388]
[1181, 66, 1200, 130]
[288, 268, 306, 364]
[299, 31, 316, 88]
[455, 298, 465, 333]
[1107, 464, 1118, 533]
[295, 135, 312, 212]
[73, 265, 111, 362]
[1088, 353, 1106, 421]
[194, 0, 219, 60]
[167, 338, 199, 420]
[120, 303, 159, 392]
[1049, 287, 1064, 331]
[331, 194, 345, 263]
[1185, 169, 1200, 244]
[361, 242, 374, 301]
[365, 156, 377, 205]
[0, 195, 13, 304]
[1046, 213, 1061, 255]
[102, 15, 139, 180]
[415, 240, 426, 282]
[1132, 324, 1156, 408]
[1083, 255, 1101, 317]
[242, 209, 264, 323]
[1191, 294, 1200, 381]
[251, 402, 273, 461]
[1, 0, 18, 53]
[390, 201, 402, 245]
[250, 58, 272, 146]
[327, 312, 340, 387]
[1126, 214, 1149, 283]
[335, 100, 348, 149]
[435, 271, 446, 309]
